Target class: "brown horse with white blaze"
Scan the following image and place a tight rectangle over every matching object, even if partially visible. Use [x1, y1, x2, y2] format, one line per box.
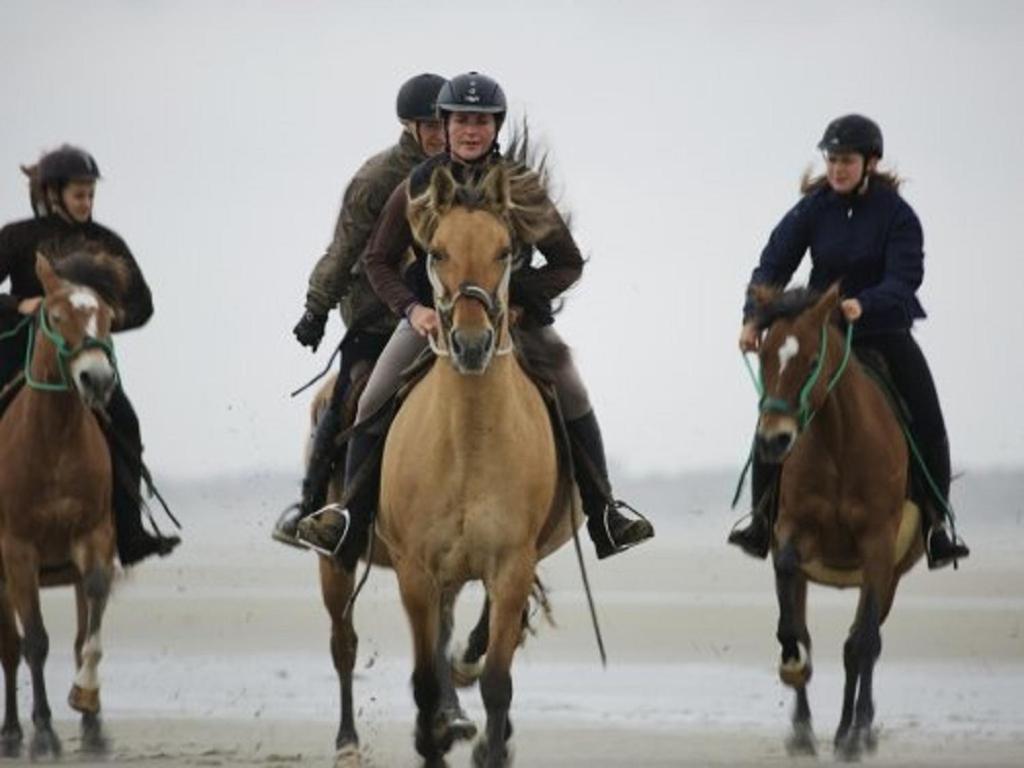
[749, 284, 925, 761]
[0, 255, 119, 758]
[377, 162, 577, 767]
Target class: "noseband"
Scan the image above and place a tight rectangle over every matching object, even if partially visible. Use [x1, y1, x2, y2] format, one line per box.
[426, 251, 514, 360]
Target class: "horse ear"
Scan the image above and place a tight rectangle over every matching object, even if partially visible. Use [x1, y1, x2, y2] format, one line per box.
[812, 282, 842, 322]
[430, 165, 457, 213]
[481, 164, 510, 212]
[35, 253, 62, 296]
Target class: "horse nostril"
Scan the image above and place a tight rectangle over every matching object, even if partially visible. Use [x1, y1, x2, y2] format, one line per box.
[450, 331, 464, 356]
[79, 370, 92, 388]
[771, 433, 794, 454]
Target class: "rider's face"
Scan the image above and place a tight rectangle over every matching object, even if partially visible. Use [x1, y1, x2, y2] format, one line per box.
[416, 119, 446, 156]
[825, 153, 876, 194]
[60, 180, 96, 223]
[448, 112, 497, 162]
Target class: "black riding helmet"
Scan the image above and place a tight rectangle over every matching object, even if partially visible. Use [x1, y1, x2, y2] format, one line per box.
[396, 73, 447, 122]
[436, 71, 507, 131]
[817, 114, 884, 159]
[38, 144, 102, 189]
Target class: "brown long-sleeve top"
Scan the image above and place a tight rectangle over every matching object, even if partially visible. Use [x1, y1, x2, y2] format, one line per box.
[363, 154, 584, 324]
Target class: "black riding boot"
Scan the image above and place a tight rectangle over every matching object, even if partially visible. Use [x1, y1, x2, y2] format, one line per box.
[272, 388, 346, 546]
[107, 388, 180, 566]
[567, 411, 655, 560]
[727, 458, 777, 559]
[297, 428, 379, 571]
[919, 434, 969, 569]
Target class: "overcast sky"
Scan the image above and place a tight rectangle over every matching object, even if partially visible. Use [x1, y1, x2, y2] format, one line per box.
[1, 0, 1022, 480]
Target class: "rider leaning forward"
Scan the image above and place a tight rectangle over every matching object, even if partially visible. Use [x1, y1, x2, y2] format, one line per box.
[0, 145, 180, 566]
[730, 114, 969, 569]
[275, 73, 448, 545]
[297, 71, 655, 568]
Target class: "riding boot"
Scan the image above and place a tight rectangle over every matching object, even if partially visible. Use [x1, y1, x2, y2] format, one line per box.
[919, 434, 970, 569]
[297, 427, 380, 571]
[727, 458, 777, 559]
[272, 388, 346, 546]
[567, 411, 655, 560]
[106, 388, 180, 566]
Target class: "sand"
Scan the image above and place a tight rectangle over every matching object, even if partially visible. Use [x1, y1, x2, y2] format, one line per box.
[7, 471, 1024, 766]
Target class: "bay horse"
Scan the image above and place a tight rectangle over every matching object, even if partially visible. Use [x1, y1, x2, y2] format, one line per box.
[0, 254, 120, 758]
[749, 284, 925, 760]
[373, 162, 579, 768]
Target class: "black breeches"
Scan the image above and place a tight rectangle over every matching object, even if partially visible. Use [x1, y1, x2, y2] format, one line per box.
[330, 330, 392, 411]
[105, 385, 143, 527]
[853, 330, 951, 499]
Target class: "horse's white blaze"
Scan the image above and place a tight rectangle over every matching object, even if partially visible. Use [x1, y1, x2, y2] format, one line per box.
[74, 634, 103, 690]
[778, 335, 800, 375]
[69, 289, 100, 336]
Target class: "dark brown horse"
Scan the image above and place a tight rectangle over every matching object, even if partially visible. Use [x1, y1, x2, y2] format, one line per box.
[750, 284, 924, 760]
[0, 255, 120, 758]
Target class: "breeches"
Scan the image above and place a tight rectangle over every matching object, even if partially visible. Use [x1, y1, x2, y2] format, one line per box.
[355, 320, 592, 432]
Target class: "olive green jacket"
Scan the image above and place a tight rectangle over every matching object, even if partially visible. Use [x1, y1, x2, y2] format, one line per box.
[305, 130, 425, 333]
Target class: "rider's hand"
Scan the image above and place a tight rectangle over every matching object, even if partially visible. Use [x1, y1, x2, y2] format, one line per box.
[738, 321, 760, 352]
[293, 310, 327, 351]
[17, 297, 42, 315]
[408, 304, 439, 337]
[841, 299, 862, 322]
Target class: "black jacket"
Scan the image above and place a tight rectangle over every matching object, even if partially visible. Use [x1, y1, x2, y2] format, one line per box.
[0, 215, 153, 332]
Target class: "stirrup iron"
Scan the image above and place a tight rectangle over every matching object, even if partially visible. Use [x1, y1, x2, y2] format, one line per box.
[296, 503, 351, 558]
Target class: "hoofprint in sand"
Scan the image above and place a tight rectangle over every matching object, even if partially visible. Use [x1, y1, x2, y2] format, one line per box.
[18, 471, 1024, 766]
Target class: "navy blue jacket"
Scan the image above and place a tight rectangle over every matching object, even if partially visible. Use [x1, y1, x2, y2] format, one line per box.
[744, 179, 926, 334]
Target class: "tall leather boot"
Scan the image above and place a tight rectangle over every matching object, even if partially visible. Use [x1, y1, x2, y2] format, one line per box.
[919, 434, 969, 569]
[727, 458, 776, 559]
[107, 388, 180, 566]
[567, 411, 654, 560]
[297, 428, 380, 571]
[273, 391, 345, 547]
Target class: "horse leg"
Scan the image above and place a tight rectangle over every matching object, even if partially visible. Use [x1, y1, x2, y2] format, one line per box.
[472, 562, 534, 768]
[1, 543, 60, 758]
[774, 540, 816, 755]
[452, 597, 489, 688]
[397, 564, 450, 766]
[69, 558, 114, 755]
[319, 559, 361, 768]
[436, 589, 477, 743]
[0, 586, 23, 757]
[835, 533, 892, 760]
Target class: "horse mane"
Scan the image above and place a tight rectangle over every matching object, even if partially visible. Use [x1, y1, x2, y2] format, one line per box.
[750, 285, 824, 331]
[39, 237, 130, 309]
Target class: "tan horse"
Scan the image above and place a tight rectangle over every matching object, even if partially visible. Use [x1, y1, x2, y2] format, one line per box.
[0, 255, 119, 758]
[750, 284, 924, 760]
[371, 163, 578, 768]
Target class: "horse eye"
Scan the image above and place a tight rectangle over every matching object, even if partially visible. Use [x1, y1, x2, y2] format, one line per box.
[497, 249, 511, 261]
[430, 250, 446, 262]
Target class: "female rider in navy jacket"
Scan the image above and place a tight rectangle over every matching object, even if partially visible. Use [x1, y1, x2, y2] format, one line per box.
[730, 114, 969, 569]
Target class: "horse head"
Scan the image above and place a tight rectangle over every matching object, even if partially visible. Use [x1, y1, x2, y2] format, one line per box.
[408, 162, 556, 375]
[34, 254, 118, 408]
[750, 283, 844, 462]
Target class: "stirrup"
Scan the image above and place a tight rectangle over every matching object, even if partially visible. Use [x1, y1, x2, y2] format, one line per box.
[271, 503, 308, 550]
[925, 525, 969, 570]
[296, 503, 351, 558]
[601, 500, 654, 554]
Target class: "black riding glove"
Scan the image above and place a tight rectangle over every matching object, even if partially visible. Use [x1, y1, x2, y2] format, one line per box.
[293, 310, 327, 351]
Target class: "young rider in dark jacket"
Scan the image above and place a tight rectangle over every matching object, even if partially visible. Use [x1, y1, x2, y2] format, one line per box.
[0, 145, 180, 565]
[730, 115, 969, 569]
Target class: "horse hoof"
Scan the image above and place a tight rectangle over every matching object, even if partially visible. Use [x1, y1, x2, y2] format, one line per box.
[833, 732, 862, 762]
[785, 723, 817, 757]
[30, 727, 62, 760]
[0, 725, 23, 758]
[472, 736, 512, 768]
[778, 644, 812, 688]
[80, 712, 110, 755]
[450, 643, 485, 688]
[441, 708, 478, 742]
[333, 742, 361, 768]
[69, 683, 101, 715]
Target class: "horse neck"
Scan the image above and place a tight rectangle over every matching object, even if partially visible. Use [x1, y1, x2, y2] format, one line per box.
[25, 335, 86, 427]
[809, 329, 872, 448]
[431, 353, 528, 433]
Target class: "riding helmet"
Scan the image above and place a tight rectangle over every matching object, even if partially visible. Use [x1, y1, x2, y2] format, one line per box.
[38, 144, 102, 188]
[396, 73, 447, 121]
[817, 114, 883, 159]
[436, 71, 507, 128]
